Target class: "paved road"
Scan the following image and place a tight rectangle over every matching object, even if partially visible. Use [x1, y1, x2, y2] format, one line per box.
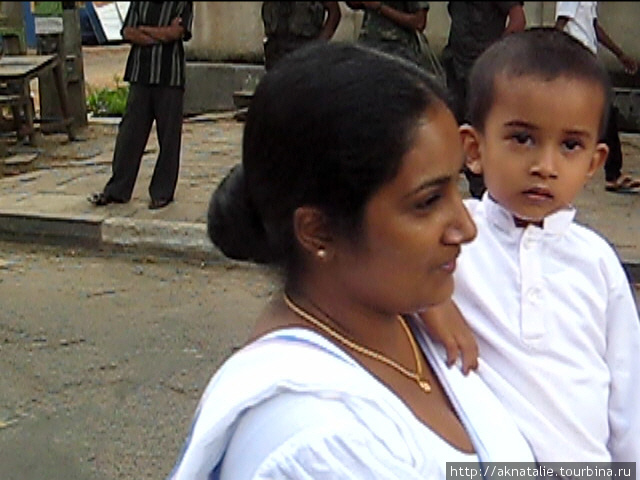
[0, 240, 273, 480]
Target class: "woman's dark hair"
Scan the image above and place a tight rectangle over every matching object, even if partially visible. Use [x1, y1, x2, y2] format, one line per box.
[208, 41, 450, 272]
[468, 27, 612, 136]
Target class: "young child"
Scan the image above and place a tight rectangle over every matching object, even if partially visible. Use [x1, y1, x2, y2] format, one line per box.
[422, 27, 640, 470]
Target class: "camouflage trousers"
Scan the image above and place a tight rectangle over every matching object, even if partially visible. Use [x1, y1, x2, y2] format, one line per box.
[358, 38, 422, 67]
[263, 36, 318, 71]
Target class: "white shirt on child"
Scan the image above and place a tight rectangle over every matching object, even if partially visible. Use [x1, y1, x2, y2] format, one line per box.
[556, 2, 598, 54]
[452, 194, 640, 469]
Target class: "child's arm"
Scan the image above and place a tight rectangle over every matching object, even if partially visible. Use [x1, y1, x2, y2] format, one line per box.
[419, 299, 479, 374]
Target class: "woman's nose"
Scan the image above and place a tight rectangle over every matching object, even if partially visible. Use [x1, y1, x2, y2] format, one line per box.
[444, 192, 477, 245]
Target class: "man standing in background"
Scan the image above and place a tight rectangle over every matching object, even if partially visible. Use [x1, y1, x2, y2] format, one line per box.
[555, 1, 640, 194]
[89, 2, 193, 210]
[346, 2, 431, 68]
[261, 2, 341, 71]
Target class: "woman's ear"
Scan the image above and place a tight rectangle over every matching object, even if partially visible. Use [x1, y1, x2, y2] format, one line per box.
[460, 124, 483, 175]
[293, 206, 333, 261]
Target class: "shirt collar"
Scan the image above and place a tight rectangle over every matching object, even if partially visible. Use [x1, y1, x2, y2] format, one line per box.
[482, 192, 576, 235]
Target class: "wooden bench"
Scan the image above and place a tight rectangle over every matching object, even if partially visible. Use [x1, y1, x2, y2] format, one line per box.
[0, 55, 74, 145]
[0, 91, 33, 139]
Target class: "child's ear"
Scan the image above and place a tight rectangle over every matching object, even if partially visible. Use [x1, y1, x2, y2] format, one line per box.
[460, 125, 483, 174]
[586, 142, 608, 179]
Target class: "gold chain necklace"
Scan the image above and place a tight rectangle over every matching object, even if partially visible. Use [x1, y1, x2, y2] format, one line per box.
[283, 293, 431, 393]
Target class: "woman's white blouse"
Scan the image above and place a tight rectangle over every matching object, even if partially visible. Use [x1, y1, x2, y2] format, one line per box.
[169, 324, 535, 480]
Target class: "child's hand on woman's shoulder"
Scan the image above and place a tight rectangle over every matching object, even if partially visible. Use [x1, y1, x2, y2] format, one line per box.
[420, 300, 479, 375]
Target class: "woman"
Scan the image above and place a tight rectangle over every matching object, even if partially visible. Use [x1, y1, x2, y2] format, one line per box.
[168, 42, 534, 479]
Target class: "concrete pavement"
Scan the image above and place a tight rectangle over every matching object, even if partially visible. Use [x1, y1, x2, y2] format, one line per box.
[0, 115, 639, 281]
[0, 114, 241, 261]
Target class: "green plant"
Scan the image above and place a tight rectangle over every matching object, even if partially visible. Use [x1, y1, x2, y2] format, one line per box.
[86, 75, 129, 117]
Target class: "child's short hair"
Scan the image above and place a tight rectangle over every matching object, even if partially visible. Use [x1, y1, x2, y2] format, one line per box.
[467, 27, 612, 136]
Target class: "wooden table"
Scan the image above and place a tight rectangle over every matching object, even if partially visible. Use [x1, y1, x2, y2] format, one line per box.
[0, 54, 74, 144]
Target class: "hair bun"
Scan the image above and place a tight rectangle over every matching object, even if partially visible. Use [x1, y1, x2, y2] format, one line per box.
[207, 164, 274, 263]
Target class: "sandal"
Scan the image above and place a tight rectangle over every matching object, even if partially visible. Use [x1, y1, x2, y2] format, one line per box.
[605, 174, 640, 193]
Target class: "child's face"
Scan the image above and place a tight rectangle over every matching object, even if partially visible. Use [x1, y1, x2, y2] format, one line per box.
[462, 74, 608, 221]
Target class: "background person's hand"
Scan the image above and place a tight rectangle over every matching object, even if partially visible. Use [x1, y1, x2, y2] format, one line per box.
[361, 2, 383, 11]
[619, 53, 638, 75]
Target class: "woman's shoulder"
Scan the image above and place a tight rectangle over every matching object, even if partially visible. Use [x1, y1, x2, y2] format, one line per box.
[220, 390, 425, 479]
[174, 326, 435, 479]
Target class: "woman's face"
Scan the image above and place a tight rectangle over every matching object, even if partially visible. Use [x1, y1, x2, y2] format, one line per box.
[334, 105, 477, 315]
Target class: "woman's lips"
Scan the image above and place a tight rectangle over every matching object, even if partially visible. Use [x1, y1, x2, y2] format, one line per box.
[440, 257, 457, 273]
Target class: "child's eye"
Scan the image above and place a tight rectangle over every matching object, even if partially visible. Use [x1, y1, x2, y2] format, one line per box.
[562, 139, 583, 151]
[510, 132, 533, 145]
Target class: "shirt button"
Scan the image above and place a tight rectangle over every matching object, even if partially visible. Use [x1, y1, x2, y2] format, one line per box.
[527, 288, 541, 303]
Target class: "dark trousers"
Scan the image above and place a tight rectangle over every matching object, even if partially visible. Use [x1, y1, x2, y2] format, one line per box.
[603, 104, 623, 182]
[104, 84, 184, 202]
[443, 56, 486, 199]
[442, 56, 468, 125]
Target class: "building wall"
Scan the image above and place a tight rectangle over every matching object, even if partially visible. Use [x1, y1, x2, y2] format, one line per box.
[185, 1, 640, 76]
[187, 2, 262, 62]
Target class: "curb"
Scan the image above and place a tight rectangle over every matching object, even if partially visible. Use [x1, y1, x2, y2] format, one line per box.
[0, 212, 103, 247]
[0, 212, 638, 282]
[0, 212, 225, 262]
[101, 217, 224, 260]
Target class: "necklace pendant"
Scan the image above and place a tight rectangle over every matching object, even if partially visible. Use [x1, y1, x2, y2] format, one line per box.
[283, 294, 433, 394]
[418, 379, 432, 393]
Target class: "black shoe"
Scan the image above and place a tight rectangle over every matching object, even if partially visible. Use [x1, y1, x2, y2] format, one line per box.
[88, 192, 126, 206]
[148, 197, 173, 210]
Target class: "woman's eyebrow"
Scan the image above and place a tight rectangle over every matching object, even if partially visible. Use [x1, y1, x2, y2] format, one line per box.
[404, 174, 451, 198]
